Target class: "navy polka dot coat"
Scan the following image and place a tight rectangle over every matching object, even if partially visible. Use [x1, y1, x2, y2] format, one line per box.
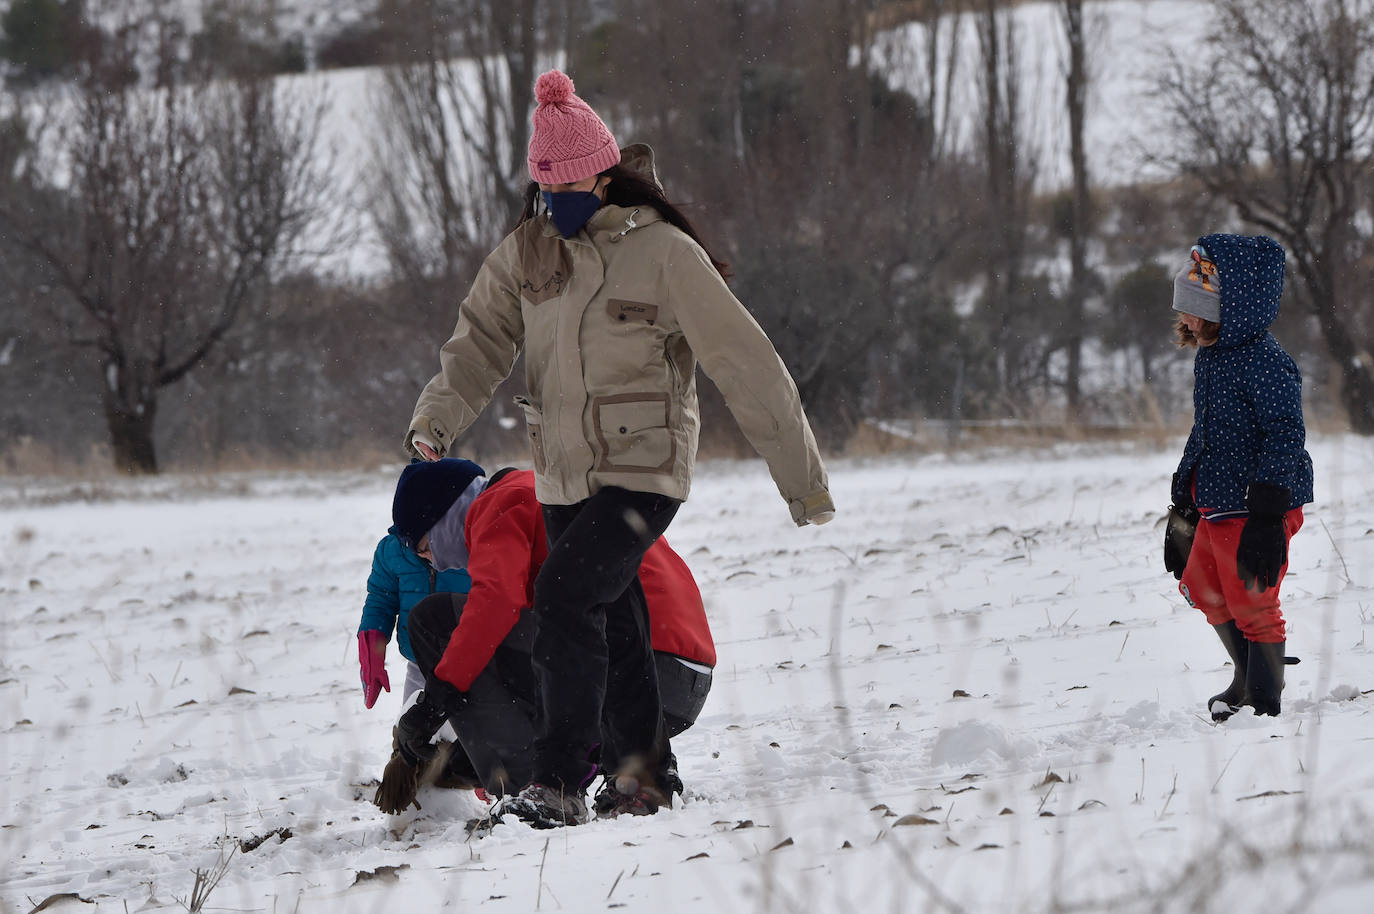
[1171, 233, 1314, 512]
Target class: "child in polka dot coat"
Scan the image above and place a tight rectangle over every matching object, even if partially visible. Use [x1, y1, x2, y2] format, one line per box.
[1162, 233, 1313, 721]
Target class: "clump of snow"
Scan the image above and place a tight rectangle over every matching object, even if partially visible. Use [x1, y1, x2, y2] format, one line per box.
[929, 719, 1030, 767]
[151, 758, 191, 783]
[1120, 700, 1163, 730]
[1329, 684, 1362, 702]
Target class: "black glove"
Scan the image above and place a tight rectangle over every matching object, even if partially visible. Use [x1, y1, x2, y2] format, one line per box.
[1164, 502, 1200, 580]
[1237, 483, 1291, 593]
[394, 690, 448, 765]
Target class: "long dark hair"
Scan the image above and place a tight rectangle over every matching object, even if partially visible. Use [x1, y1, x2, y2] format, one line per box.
[517, 164, 731, 281]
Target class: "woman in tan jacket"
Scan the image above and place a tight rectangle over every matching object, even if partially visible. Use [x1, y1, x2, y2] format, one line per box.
[405, 69, 833, 828]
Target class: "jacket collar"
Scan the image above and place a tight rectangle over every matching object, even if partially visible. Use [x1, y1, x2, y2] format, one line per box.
[486, 466, 520, 487]
[538, 204, 662, 242]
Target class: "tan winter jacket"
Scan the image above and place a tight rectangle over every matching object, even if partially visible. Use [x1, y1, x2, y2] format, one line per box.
[406, 167, 832, 525]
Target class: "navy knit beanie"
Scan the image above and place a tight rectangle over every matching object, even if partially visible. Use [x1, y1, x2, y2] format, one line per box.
[391, 458, 485, 550]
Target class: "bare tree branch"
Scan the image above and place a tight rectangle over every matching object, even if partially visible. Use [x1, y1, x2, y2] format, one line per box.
[0, 3, 338, 472]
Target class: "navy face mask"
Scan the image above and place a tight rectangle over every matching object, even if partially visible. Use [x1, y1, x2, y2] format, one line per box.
[542, 189, 603, 238]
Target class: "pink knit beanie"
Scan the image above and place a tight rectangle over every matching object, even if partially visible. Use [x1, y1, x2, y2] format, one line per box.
[527, 70, 620, 184]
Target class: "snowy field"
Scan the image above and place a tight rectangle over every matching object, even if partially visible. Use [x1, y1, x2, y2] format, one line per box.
[3, 436, 1373, 914]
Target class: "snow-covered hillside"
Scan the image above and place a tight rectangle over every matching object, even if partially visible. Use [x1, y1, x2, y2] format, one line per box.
[277, 0, 1203, 275]
[877, 0, 1197, 189]
[10, 1, 1199, 277]
[107, 0, 375, 41]
[3, 436, 1373, 913]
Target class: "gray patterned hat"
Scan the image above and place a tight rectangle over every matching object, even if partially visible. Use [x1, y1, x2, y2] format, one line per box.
[1172, 246, 1221, 322]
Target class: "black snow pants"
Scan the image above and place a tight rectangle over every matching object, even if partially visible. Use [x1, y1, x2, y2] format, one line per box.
[532, 487, 680, 793]
[407, 592, 539, 795]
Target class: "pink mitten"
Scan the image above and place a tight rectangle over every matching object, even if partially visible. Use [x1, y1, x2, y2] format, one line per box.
[358, 630, 391, 709]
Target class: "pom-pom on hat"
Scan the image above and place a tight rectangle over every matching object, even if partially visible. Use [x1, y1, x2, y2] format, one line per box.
[1172, 245, 1222, 323]
[527, 69, 620, 185]
[392, 458, 485, 551]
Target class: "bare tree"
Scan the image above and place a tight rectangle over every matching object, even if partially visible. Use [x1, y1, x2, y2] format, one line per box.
[1059, 0, 1092, 419]
[0, 11, 334, 473]
[588, 0, 978, 443]
[972, 0, 1042, 412]
[366, 0, 558, 292]
[360, 0, 571, 455]
[1157, 0, 1374, 432]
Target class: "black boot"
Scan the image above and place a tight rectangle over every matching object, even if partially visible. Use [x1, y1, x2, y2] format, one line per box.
[1208, 621, 1250, 721]
[1246, 640, 1286, 716]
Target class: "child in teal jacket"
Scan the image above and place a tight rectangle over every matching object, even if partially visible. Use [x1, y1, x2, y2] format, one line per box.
[357, 525, 473, 708]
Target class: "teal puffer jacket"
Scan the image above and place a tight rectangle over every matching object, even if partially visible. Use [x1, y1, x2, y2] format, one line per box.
[358, 526, 472, 661]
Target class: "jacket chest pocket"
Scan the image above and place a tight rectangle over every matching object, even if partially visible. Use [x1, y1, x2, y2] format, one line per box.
[607, 298, 660, 325]
[593, 394, 674, 473]
[513, 396, 549, 474]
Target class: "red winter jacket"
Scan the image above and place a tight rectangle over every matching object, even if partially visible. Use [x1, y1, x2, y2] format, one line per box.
[434, 469, 715, 692]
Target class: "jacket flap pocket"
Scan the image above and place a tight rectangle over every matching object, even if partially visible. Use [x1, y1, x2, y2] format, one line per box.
[593, 394, 674, 473]
[599, 398, 667, 434]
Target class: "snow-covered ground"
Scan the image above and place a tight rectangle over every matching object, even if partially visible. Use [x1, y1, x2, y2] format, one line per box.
[3, 436, 1373, 913]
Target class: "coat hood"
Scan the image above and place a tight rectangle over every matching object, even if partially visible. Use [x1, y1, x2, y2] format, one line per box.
[619, 142, 662, 190]
[1198, 233, 1285, 349]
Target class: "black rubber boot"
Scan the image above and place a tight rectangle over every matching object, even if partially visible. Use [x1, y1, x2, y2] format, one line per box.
[1208, 621, 1250, 721]
[1246, 640, 1286, 716]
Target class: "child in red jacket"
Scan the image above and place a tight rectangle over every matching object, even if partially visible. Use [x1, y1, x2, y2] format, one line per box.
[374, 461, 714, 817]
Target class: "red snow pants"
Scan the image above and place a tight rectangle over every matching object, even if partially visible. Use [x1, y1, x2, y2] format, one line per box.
[1179, 508, 1303, 643]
